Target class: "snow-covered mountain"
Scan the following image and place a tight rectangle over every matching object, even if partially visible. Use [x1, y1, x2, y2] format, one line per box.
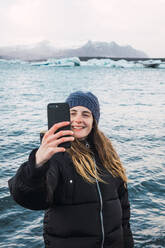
[0, 40, 148, 61]
[64, 41, 148, 58]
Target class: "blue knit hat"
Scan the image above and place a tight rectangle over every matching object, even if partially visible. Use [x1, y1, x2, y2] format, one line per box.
[66, 91, 100, 123]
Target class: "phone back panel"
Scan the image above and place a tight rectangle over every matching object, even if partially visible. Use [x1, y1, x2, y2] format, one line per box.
[47, 103, 70, 130]
[47, 103, 71, 148]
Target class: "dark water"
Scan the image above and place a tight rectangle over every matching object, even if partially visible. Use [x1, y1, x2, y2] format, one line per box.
[0, 60, 165, 247]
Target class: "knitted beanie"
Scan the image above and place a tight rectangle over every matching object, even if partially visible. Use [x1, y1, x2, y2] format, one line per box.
[66, 91, 100, 123]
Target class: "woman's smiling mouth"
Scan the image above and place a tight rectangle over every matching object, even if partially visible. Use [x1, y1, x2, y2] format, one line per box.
[71, 126, 85, 130]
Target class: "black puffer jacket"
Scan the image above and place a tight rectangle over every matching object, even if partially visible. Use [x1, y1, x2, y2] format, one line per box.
[8, 149, 134, 248]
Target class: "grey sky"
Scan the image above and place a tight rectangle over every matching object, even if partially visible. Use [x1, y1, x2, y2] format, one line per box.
[1, 0, 165, 57]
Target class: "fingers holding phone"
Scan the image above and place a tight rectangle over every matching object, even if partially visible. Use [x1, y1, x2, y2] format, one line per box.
[42, 121, 74, 147]
[36, 122, 74, 168]
[36, 103, 74, 168]
[43, 121, 71, 140]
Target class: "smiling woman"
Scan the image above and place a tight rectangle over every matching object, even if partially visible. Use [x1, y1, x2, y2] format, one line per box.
[70, 106, 93, 139]
[8, 91, 134, 248]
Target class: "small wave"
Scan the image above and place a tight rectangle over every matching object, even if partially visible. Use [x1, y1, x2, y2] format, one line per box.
[134, 232, 165, 248]
[140, 135, 165, 142]
[7, 130, 26, 137]
[141, 178, 165, 194]
[0, 194, 15, 212]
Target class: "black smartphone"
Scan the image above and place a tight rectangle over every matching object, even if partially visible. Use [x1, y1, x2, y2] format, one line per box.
[47, 103, 71, 148]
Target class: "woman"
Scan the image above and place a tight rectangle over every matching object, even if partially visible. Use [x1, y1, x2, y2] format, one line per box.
[8, 91, 134, 248]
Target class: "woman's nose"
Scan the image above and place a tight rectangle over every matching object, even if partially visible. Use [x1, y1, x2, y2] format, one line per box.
[75, 115, 82, 123]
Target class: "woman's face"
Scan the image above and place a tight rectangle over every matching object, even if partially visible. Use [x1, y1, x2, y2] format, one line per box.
[70, 106, 93, 140]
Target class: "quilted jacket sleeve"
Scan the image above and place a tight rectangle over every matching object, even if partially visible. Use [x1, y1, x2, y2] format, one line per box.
[118, 181, 134, 248]
[8, 149, 59, 210]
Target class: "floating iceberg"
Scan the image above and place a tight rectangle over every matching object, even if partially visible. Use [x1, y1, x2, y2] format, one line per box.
[31, 57, 80, 67]
[81, 58, 143, 68]
[140, 60, 162, 68]
[1, 57, 165, 69]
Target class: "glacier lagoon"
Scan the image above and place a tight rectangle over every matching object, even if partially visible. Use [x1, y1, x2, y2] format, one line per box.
[0, 58, 165, 247]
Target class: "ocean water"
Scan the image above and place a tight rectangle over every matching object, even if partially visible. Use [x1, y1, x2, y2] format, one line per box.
[0, 58, 165, 248]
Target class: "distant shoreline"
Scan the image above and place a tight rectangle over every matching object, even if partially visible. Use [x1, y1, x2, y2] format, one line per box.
[0, 56, 165, 62]
[78, 57, 165, 62]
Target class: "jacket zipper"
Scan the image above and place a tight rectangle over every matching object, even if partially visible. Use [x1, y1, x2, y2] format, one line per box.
[93, 158, 105, 248]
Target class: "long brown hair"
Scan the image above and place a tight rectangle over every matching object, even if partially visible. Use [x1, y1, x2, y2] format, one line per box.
[67, 119, 127, 184]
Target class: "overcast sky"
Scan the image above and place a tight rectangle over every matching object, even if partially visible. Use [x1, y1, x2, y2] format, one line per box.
[1, 0, 165, 57]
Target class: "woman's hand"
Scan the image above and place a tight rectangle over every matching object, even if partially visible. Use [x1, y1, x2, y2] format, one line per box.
[35, 122, 74, 167]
